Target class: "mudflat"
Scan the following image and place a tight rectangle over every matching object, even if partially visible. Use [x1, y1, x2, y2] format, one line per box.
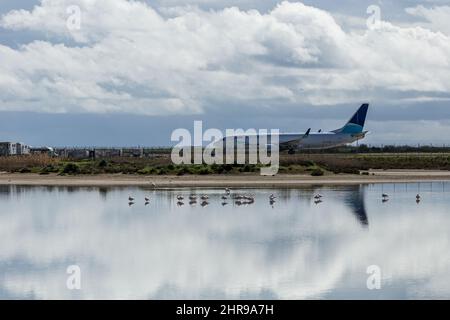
[1, 170, 450, 188]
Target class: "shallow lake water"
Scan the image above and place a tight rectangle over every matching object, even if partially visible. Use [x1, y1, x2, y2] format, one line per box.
[0, 182, 449, 299]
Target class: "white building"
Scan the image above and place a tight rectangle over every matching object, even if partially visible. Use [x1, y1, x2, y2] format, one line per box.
[16, 143, 30, 155]
[0, 142, 31, 156]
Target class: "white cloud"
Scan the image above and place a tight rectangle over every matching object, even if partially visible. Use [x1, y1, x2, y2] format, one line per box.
[406, 5, 450, 35]
[0, 1, 450, 115]
[1, 187, 450, 299]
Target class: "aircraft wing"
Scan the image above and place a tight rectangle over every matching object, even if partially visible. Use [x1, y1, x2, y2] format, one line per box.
[279, 128, 311, 149]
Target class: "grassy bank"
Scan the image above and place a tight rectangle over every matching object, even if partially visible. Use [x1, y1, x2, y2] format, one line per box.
[2, 153, 450, 176]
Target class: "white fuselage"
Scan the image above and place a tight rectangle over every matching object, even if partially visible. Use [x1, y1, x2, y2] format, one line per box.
[278, 131, 361, 149]
[226, 131, 364, 150]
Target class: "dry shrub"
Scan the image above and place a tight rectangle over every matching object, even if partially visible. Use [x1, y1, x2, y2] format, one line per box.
[0, 155, 59, 172]
[105, 155, 171, 166]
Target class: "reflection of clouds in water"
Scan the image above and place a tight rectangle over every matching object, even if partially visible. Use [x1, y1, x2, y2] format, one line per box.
[0, 185, 449, 299]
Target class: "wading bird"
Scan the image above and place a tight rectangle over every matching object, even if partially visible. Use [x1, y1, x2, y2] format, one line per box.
[201, 201, 209, 207]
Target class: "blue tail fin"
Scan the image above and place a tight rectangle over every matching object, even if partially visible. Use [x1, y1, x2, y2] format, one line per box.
[334, 103, 369, 134]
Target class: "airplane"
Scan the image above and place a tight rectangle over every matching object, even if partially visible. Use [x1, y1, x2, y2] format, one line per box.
[220, 103, 370, 154]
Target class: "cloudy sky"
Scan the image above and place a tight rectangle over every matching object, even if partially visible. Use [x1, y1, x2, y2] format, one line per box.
[1, 0, 450, 147]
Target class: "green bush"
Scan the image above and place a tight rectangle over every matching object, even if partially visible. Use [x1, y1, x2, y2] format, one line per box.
[241, 165, 254, 172]
[214, 165, 225, 174]
[62, 163, 80, 174]
[137, 166, 155, 175]
[40, 165, 58, 175]
[222, 164, 233, 172]
[310, 168, 324, 176]
[98, 159, 108, 168]
[198, 167, 211, 175]
[340, 168, 360, 175]
[176, 166, 190, 176]
[298, 160, 315, 167]
[157, 168, 168, 175]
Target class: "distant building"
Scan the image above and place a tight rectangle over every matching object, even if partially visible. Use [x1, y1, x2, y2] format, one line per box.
[0, 142, 16, 156]
[143, 148, 157, 158]
[0, 142, 31, 156]
[94, 148, 122, 158]
[53, 148, 91, 159]
[30, 146, 55, 156]
[16, 143, 30, 155]
[67, 149, 91, 159]
[53, 148, 66, 157]
[122, 148, 143, 158]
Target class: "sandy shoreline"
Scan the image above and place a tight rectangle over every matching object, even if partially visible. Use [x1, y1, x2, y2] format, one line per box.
[1, 170, 450, 188]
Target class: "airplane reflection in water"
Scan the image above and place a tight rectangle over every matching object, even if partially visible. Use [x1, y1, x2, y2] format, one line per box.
[342, 185, 368, 227]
